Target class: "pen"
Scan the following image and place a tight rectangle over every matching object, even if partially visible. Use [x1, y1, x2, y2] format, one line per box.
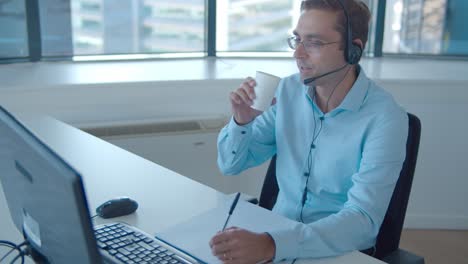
[222, 192, 241, 231]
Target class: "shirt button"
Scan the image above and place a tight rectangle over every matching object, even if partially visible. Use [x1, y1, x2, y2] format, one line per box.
[241, 131, 246, 134]
[311, 144, 316, 149]
[232, 151, 236, 154]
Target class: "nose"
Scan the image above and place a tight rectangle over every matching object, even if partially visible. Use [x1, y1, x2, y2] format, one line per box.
[294, 42, 308, 59]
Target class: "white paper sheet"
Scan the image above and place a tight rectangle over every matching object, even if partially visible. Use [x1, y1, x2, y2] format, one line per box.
[156, 199, 384, 264]
[156, 199, 297, 263]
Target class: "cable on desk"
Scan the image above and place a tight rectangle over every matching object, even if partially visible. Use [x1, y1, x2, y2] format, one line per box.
[9, 250, 25, 264]
[0, 240, 27, 264]
[0, 240, 16, 262]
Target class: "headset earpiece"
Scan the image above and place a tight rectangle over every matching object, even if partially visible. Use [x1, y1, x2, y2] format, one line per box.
[339, 0, 363, 65]
[347, 43, 362, 65]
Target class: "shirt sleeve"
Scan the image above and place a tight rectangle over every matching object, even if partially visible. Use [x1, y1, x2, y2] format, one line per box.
[269, 109, 408, 261]
[217, 104, 277, 175]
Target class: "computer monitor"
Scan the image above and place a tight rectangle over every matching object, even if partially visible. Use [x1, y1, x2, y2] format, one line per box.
[0, 106, 102, 263]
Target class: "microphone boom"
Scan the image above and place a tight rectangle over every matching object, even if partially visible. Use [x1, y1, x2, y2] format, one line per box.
[303, 64, 348, 85]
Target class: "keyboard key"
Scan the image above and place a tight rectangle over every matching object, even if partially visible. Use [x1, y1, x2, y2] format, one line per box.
[96, 241, 106, 249]
[159, 248, 168, 252]
[173, 255, 191, 264]
[138, 241, 155, 251]
[109, 244, 120, 250]
[117, 248, 131, 256]
[98, 236, 109, 243]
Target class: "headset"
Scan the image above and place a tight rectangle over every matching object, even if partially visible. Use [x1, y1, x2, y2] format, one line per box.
[338, 0, 362, 65]
[303, 0, 363, 85]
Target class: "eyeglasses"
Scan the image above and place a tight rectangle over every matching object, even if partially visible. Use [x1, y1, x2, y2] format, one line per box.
[287, 36, 340, 53]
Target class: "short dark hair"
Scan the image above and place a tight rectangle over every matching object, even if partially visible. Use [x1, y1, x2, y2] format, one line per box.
[300, 0, 371, 49]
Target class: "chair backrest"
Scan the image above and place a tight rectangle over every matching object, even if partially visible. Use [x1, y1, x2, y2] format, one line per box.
[259, 154, 279, 210]
[373, 113, 421, 258]
[258, 113, 421, 260]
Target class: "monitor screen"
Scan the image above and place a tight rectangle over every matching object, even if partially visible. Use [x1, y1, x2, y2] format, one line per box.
[0, 107, 102, 263]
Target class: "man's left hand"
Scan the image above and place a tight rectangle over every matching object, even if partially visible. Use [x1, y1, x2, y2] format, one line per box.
[209, 227, 275, 264]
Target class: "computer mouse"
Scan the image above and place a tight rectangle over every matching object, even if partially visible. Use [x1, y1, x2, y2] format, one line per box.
[96, 197, 138, 219]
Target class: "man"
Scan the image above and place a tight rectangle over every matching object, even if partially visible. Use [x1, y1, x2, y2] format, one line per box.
[210, 0, 408, 263]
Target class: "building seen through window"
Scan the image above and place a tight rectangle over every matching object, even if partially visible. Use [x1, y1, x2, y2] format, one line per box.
[0, 0, 28, 58]
[71, 0, 205, 55]
[217, 0, 375, 54]
[1, 0, 468, 60]
[70, 0, 298, 55]
[384, 0, 468, 55]
[217, 0, 297, 52]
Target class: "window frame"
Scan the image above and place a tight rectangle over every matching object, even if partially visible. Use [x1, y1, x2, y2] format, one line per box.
[1, 0, 467, 64]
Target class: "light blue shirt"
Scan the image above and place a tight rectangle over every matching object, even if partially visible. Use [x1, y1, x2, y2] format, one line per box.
[217, 67, 408, 261]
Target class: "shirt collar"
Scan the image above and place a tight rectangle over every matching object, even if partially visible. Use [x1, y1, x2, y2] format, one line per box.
[335, 65, 369, 112]
[302, 65, 369, 113]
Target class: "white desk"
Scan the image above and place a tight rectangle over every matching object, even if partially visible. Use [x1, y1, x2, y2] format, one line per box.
[0, 114, 384, 264]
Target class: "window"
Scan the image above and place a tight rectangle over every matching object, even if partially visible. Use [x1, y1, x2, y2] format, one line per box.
[383, 0, 468, 56]
[40, 0, 74, 57]
[217, 0, 297, 52]
[216, 0, 379, 56]
[0, 0, 28, 58]
[70, 0, 205, 56]
[1, 0, 468, 62]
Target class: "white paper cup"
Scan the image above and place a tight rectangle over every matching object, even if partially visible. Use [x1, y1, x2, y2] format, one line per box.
[251, 71, 281, 111]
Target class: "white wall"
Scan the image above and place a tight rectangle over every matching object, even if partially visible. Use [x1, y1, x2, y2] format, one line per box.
[381, 80, 468, 229]
[103, 132, 270, 199]
[1, 58, 467, 230]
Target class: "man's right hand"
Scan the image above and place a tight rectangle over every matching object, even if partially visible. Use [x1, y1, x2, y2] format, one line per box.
[230, 77, 264, 125]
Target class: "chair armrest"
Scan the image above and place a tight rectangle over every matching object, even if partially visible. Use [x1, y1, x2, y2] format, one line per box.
[227, 192, 258, 205]
[382, 248, 425, 264]
[246, 196, 259, 204]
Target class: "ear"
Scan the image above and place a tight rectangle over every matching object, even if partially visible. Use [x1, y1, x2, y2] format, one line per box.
[353, 39, 364, 50]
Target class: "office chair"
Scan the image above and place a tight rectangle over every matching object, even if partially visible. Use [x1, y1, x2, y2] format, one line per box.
[254, 113, 425, 264]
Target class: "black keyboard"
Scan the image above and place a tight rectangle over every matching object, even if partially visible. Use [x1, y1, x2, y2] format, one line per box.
[94, 222, 199, 264]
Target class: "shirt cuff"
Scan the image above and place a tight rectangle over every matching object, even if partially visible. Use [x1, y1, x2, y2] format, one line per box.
[227, 116, 253, 135]
[267, 229, 300, 262]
